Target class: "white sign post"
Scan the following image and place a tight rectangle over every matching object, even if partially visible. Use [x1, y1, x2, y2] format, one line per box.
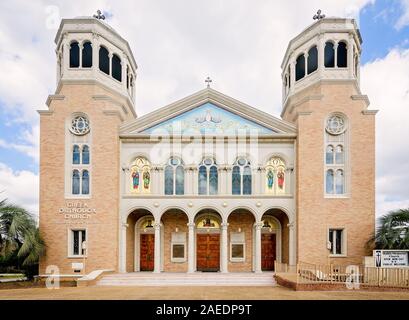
[374, 250, 409, 268]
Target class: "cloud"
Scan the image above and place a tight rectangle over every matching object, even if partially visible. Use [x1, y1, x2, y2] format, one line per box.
[0, 125, 39, 162]
[0, 163, 39, 219]
[396, 0, 409, 29]
[361, 48, 409, 217]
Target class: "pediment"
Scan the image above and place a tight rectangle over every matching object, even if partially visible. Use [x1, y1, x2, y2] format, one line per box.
[120, 88, 296, 136]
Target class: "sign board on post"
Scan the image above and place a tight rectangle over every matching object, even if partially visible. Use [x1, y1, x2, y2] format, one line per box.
[374, 250, 409, 268]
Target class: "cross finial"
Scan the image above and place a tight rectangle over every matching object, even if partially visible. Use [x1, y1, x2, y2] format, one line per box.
[205, 76, 212, 88]
[313, 9, 325, 21]
[93, 10, 105, 20]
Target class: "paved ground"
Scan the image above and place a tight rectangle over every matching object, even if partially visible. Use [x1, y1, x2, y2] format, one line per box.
[0, 285, 409, 300]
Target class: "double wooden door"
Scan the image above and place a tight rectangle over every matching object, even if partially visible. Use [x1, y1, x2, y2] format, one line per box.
[140, 234, 154, 271]
[261, 233, 276, 271]
[196, 234, 220, 272]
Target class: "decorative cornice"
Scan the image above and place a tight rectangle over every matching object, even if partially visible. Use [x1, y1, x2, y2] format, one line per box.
[46, 94, 65, 107]
[93, 94, 129, 115]
[282, 94, 323, 118]
[361, 110, 378, 115]
[37, 110, 54, 116]
[351, 94, 370, 107]
[103, 110, 125, 122]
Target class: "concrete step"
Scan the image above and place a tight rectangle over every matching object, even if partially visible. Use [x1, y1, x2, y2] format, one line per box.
[97, 272, 276, 286]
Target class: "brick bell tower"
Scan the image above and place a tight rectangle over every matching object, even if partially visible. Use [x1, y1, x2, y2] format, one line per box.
[281, 16, 377, 265]
[39, 12, 137, 274]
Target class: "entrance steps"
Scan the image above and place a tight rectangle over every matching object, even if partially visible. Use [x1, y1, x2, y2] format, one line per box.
[96, 272, 276, 286]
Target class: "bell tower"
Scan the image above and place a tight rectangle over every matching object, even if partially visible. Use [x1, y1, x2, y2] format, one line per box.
[280, 16, 377, 264]
[39, 12, 137, 274]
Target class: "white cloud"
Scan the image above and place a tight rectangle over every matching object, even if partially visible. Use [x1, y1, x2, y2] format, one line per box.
[0, 125, 39, 162]
[361, 48, 409, 218]
[396, 0, 409, 29]
[0, 163, 39, 219]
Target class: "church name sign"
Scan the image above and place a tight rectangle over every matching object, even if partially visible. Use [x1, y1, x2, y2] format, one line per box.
[374, 250, 409, 268]
[59, 202, 96, 219]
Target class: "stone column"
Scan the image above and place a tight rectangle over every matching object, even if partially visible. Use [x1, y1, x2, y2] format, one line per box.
[254, 222, 262, 273]
[289, 60, 296, 90]
[348, 33, 354, 78]
[225, 167, 232, 195]
[108, 52, 113, 76]
[334, 42, 339, 68]
[119, 222, 128, 273]
[221, 222, 229, 273]
[318, 33, 325, 75]
[187, 222, 195, 273]
[288, 221, 296, 266]
[154, 222, 161, 273]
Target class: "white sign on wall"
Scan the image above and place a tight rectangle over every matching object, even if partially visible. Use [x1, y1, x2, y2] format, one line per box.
[374, 250, 409, 268]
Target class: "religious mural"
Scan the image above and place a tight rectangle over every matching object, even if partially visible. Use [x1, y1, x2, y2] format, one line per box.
[142, 102, 275, 135]
[265, 157, 286, 194]
[130, 157, 151, 193]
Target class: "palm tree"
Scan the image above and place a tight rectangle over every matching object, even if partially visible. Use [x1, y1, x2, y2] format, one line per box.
[371, 209, 409, 249]
[0, 199, 45, 266]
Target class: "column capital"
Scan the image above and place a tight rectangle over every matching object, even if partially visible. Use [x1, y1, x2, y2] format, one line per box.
[221, 222, 229, 229]
[255, 222, 263, 230]
[187, 222, 195, 228]
[154, 222, 161, 230]
[287, 221, 295, 229]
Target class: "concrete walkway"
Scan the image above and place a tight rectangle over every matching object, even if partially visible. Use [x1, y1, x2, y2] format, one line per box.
[0, 285, 409, 300]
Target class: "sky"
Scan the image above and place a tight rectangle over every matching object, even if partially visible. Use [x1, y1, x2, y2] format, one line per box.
[0, 0, 409, 220]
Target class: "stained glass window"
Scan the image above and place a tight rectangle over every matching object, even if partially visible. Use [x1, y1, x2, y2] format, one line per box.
[130, 157, 151, 193]
[164, 158, 184, 195]
[232, 158, 251, 195]
[265, 157, 286, 194]
[335, 145, 344, 164]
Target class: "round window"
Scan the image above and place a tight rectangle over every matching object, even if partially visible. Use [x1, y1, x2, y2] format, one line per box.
[70, 115, 90, 135]
[326, 115, 345, 135]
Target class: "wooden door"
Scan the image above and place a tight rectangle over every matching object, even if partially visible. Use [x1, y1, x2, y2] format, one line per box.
[140, 234, 154, 271]
[196, 234, 220, 271]
[261, 233, 276, 271]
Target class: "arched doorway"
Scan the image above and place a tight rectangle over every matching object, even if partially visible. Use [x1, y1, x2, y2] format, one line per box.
[261, 209, 288, 271]
[227, 209, 256, 272]
[161, 209, 189, 272]
[195, 209, 222, 272]
[126, 209, 155, 272]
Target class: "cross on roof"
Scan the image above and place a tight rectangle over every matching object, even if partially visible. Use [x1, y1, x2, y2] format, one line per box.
[313, 9, 325, 21]
[93, 10, 105, 20]
[205, 76, 212, 88]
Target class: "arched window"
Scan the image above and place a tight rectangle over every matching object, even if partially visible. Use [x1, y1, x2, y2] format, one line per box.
[324, 42, 335, 68]
[72, 170, 80, 194]
[70, 41, 80, 68]
[198, 158, 218, 195]
[130, 157, 151, 193]
[112, 54, 122, 82]
[326, 170, 334, 194]
[295, 54, 305, 81]
[82, 145, 90, 164]
[335, 145, 344, 164]
[232, 157, 252, 195]
[335, 169, 344, 194]
[326, 145, 334, 164]
[164, 157, 184, 195]
[337, 41, 347, 68]
[73, 145, 80, 164]
[82, 41, 92, 68]
[265, 157, 286, 194]
[325, 114, 347, 195]
[99, 46, 110, 75]
[82, 170, 89, 195]
[307, 46, 318, 74]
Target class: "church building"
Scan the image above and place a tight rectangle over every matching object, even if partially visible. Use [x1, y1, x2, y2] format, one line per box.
[39, 13, 377, 277]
